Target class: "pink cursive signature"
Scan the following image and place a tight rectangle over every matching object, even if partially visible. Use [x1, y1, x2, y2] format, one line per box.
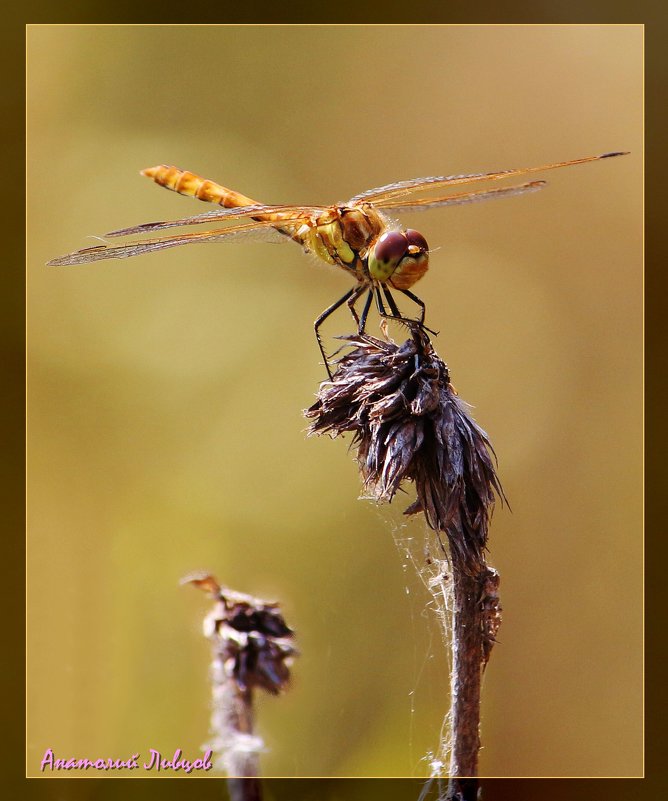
[39, 747, 213, 774]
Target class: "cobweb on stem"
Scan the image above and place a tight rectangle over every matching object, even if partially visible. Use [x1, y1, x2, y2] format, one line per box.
[390, 519, 456, 776]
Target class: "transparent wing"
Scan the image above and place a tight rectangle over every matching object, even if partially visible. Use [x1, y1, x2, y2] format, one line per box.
[376, 180, 546, 213]
[349, 152, 628, 205]
[106, 203, 326, 237]
[47, 218, 304, 267]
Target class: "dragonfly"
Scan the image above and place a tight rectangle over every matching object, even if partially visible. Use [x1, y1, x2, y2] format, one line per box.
[48, 151, 628, 378]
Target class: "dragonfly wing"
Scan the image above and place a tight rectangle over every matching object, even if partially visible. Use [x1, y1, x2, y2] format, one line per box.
[349, 152, 628, 205]
[47, 219, 303, 267]
[349, 175, 458, 205]
[376, 180, 547, 213]
[106, 204, 326, 237]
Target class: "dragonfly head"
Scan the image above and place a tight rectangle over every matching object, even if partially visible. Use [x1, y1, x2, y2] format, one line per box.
[367, 229, 429, 289]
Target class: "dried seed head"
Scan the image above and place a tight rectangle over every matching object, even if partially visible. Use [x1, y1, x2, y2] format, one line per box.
[184, 573, 297, 695]
[305, 330, 505, 574]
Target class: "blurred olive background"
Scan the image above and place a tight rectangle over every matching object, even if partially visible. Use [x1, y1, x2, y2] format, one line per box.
[27, 25, 642, 778]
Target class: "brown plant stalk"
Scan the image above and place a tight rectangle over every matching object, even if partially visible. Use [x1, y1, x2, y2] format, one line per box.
[305, 327, 504, 797]
[184, 573, 297, 801]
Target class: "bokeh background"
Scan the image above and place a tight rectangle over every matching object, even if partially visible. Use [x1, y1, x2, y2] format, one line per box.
[27, 25, 642, 778]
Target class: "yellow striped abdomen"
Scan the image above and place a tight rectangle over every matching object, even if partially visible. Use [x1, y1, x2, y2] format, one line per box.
[140, 165, 292, 224]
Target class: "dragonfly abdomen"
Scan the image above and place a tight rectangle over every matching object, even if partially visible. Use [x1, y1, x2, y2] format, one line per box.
[140, 164, 267, 211]
[140, 165, 304, 235]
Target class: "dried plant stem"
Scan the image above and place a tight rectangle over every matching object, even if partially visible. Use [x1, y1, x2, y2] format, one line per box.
[184, 573, 297, 801]
[227, 778, 262, 801]
[444, 776, 479, 801]
[306, 330, 504, 790]
[211, 663, 261, 791]
[449, 571, 483, 777]
[449, 564, 501, 778]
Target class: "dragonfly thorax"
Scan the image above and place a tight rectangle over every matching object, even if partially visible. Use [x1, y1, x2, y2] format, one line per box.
[304, 204, 384, 277]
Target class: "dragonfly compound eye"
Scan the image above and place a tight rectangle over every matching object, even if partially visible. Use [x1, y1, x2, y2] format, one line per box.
[368, 231, 409, 281]
[389, 229, 430, 290]
[405, 229, 429, 253]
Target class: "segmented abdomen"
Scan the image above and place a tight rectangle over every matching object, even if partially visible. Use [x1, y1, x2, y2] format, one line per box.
[140, 165, 288, 224]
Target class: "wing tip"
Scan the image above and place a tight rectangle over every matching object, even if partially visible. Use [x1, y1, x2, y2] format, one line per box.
[600, 151, 630, 159]
[105, 226, 134, 238]
[46, 256, 75, 267]
[46, 244, 111, 266]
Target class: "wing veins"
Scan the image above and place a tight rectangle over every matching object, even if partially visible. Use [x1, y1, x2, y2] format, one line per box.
[377, 180, 547, 212]
[350, 152, 628, 205]
[47, 218, 302, 267]
[106, 204, 325, 237]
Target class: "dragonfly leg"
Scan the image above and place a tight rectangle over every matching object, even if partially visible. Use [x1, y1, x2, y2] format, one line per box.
[372, 285, 438, 337]
[314, 285, 365, 379]
[397, 288, 429, 328]
[373, 286, 386, 316]
[374, 287, 429, 372]
[372, 285, 426, 329]
[357, 289, 374, 334]
[388, 286, 438, 336]
[346, 288, 362, 328]
[373, 287, 391, 339]
[382, 285, 402, 318]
